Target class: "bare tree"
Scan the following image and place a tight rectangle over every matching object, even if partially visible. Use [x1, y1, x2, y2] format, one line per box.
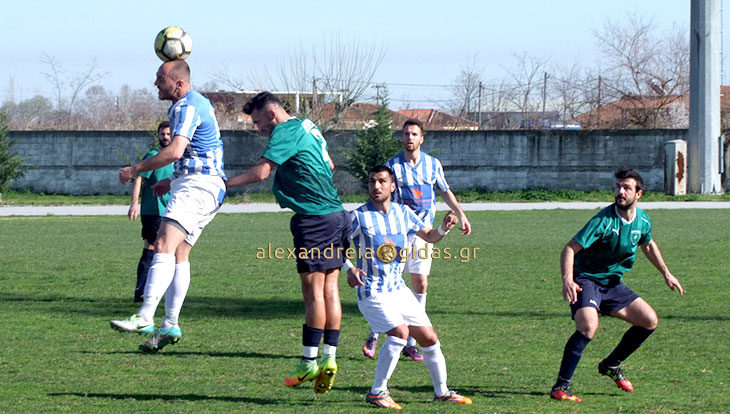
[549, 63, 596, 123]
[478, 79, 516, 129]
[209, 36, 385, 130]
[1, 95, 55, 130]
[208, 62, 247, 91]
[445, 55, 484, 118]
[505, 52, 549, 126]
[279, 36, 385, 128]
[591, 15, 689, 128]
[39, 52, 108, 128]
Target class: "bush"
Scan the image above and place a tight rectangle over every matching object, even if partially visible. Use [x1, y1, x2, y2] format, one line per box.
[0, 113, 29, 202]
[342, 93, 401, 188]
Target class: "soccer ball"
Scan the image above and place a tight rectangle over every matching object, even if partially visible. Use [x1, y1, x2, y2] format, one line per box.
[154, 26, 192, 61]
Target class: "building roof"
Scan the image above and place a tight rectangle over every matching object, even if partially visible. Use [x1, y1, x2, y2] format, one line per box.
[573, 93, 689, 129]
[397, 109, 479, 131]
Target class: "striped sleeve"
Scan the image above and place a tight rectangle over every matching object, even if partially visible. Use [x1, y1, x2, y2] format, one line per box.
[349, 210, 361, 239]
[403, 205, 426, 235]
[171, 101, 201, 140]
[433, 157, 449, 192]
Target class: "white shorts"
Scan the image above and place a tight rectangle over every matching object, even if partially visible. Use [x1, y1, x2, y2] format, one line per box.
[163, 174, 225, 246]
[404, 234, 433, 275]
[357, 288, 432, 334]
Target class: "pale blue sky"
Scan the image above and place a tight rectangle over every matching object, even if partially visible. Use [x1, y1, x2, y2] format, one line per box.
[0, 0, 725, 109]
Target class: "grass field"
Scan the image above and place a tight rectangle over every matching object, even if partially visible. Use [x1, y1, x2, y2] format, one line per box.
[1, 209, 728, 413]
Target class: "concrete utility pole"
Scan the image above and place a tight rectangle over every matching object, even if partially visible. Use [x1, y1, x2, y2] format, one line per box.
[689, 0, 723, 193]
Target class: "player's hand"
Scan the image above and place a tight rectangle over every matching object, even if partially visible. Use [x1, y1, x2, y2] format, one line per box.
[119, 166, 135, 184]
[459, 213, 472, 236]
[663, 272, 684, 295]
[347, 268, 366, 288]
[153, 178, 171, 197]
[128, 203, 140, 221]
[562, 279, 583, 304]
[442, 210, 458, 232]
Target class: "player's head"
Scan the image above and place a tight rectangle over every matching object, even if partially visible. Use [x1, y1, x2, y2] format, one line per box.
[155, 60, 190, 101]
[368, 165, 395, 203]
[402, 118, 425, 152]
[157, 121, 171, 148]
[243, 91, 288, 136]
[614, 166, 643, 209]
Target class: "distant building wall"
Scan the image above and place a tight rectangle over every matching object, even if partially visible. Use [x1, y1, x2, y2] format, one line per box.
[8, 129, 687, 195]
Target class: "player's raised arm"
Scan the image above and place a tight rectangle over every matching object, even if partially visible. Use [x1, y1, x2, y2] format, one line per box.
[119, 135, 188, 184]
[226, 158, 276, 188]
[416, 211, 458, 243]
[640, 240, 684, 295]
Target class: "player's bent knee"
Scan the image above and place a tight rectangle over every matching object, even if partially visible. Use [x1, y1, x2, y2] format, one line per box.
[387, 325, 409, 340]
[417, 333, 438, 347]
[644, 312, 659, 330]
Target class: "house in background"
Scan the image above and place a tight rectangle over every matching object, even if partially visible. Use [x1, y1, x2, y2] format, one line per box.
[467, 111, 579, 130]
[397, 109, 478, 130]
[201, 90, 479, 131]
[573, 94, 689, 129]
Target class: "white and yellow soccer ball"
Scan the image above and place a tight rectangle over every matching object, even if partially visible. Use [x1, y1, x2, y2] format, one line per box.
[154, 26, 192, 61]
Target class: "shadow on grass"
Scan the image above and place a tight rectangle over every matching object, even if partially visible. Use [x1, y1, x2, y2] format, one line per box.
[2, 293, 360, 319]
[430, 308, 730, 322]
[335, 384, 571, 400]
[461, 386, 616, 398]
[48, 392, 283, 405]
[79, 350, 294, 360]
[431, 309, 566, 319]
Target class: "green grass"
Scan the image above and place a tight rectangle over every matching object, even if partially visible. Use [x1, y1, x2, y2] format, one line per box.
[4, 188, 730, 206]
[1, 210, 728, 413]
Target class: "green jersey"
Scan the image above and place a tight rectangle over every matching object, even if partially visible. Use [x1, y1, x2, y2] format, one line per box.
[262, 118, 343, 215]
[138, 149, 174, 216]
[573, 204, 652, 285]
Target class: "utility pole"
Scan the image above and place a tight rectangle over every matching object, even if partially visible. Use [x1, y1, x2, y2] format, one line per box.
[689, 0, 723, 193]
[542, 71, 548, 119]
[312, 77, 318, 107]
[373, 83, 385, 101]
[597, 75, 602, 127]
[477, 81, 483, 129]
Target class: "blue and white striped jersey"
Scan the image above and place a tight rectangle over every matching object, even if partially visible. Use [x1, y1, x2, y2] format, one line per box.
[350, 201, 426, 300]
[385, 152, 449, 227]
[168, 90, 225, 177]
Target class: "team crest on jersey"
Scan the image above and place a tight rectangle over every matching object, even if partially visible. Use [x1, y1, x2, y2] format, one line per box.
[630, 230, 642, 245]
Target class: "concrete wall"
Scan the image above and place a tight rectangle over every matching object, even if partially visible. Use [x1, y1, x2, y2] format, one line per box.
[8, 129, 687, 195]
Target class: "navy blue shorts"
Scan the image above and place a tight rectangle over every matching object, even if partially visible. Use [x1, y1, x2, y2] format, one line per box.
[570, 276, 640, 319]
[290, 210, 351, 273]
[140, 215, 162, 245]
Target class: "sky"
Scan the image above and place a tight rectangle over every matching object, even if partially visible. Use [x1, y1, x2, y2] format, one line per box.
[0, 0, 727, 110]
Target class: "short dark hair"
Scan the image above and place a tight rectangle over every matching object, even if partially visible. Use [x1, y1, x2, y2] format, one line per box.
[369, 165, 395, 182]
[402, 118, 425, 135]
[243, 91, 285, 115]
[167, 60, 190, 82]
[615, 166, 643, 191]
[157, 121, 170, 133]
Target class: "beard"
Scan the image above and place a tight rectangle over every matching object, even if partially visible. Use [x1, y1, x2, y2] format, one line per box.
[615, 195, 636, 210]
[371, 192, 390, 203]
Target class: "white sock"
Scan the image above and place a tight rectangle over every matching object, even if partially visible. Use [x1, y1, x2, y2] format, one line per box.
[303, 346, 318, 359]
[372, 336, 406, 394]
[368, 330, 379, 340]
[406, 293, 427, 347]
[138, 253, 175, 324]
[322, 344, 337, 358]
[161, 262, 190, 330]
[422, 341, 449, 397]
